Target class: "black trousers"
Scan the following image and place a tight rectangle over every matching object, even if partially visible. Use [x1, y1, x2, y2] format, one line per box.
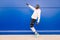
[30, 19, 36, 27]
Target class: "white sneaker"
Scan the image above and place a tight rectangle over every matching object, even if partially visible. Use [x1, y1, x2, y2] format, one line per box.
[35, 33, 39, 38]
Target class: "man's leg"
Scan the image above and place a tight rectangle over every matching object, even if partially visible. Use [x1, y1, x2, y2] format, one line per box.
[30, 26, 37, 34]
[30, 19, 38, 34]
[30, 19, 39, 37]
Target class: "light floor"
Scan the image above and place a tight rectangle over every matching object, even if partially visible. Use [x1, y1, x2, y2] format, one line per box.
[0, 35, 60, 40]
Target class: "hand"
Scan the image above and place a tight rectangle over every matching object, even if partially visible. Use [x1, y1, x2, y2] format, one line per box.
[26, 3, 29, 5]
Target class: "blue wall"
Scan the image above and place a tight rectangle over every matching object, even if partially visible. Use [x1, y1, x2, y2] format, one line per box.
[0, 0, 60, 34]
[0, 0, 60, 7]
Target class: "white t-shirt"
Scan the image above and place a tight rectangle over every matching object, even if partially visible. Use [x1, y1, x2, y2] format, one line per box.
[28, 5, 41, 23]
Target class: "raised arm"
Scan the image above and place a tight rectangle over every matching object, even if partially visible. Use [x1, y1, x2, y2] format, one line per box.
[26, 3, 35, 10]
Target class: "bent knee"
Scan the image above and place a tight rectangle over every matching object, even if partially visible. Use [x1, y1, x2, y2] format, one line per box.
[30, 24, 34, 27]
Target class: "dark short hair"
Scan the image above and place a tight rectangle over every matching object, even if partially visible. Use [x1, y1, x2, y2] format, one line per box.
[36, 4, 39, 7]
[36, 4, 40, 9]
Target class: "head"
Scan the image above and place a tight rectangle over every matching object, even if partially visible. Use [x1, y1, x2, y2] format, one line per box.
[35, 4, 40, 9]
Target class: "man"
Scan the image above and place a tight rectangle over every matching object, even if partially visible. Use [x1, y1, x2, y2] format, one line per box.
[26, 3, 41, 37]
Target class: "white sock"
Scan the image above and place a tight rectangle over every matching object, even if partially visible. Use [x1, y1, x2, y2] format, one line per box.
[31, 27, 37, 34]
